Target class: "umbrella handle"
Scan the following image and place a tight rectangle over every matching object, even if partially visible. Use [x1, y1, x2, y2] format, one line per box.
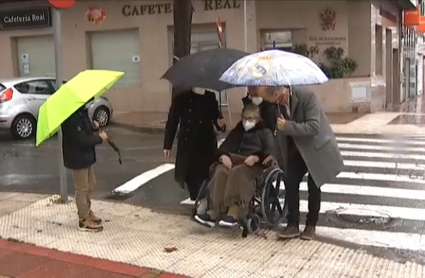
[107, 139, 122, 165]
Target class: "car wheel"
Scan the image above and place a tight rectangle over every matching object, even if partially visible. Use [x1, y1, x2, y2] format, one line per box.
[94, 106, 110, 127]
[11, 114, 36, 140]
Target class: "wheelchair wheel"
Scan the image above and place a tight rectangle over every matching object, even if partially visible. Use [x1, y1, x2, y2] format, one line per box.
[192, 179, 210, 217]
[261, 170, 286, 226]
[247, 214, 261, 233]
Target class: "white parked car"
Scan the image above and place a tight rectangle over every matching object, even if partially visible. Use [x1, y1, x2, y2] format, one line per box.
[0, 76, 113, 140]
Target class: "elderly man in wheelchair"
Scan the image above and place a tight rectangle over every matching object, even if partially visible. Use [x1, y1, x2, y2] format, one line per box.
[194, 104, 285, 231]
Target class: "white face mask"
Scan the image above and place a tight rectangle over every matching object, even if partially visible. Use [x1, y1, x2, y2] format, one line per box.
[251, 97, 263, 105]
[192, 87, 205, 95]
[243, 120, 256, 131]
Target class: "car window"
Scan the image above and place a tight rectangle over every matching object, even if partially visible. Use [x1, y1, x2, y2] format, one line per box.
[49, 80, 67, 90]
[15, 80, 54, 95]
[0, 84, 5, 92]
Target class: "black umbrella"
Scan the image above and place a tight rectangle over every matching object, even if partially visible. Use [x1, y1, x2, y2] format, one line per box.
[161, 48, 249, 92]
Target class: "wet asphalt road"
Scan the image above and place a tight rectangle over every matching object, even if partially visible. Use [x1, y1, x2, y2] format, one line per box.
[0, 127, 171, 199]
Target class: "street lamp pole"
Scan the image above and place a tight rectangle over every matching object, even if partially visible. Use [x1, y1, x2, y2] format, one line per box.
[53, 8, 67, 202]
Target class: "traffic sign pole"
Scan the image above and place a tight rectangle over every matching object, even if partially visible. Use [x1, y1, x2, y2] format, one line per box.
[53, 8, 67, 202]
[49, 0, 76, 202]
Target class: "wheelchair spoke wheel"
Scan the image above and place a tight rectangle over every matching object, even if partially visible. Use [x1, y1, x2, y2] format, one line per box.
[261, 171, 286, 226]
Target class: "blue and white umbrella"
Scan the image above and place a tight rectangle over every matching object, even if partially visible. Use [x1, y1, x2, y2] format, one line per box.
[219, 50, 329, 87]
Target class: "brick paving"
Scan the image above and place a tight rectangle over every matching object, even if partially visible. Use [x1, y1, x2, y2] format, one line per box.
[0, 240, 190, 278]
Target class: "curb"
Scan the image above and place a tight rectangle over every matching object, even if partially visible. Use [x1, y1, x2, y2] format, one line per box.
[0, 239, 189, 278]
[110, 121, 165, 134]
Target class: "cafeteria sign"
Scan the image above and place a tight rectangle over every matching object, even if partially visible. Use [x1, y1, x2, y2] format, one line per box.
[0, 7, 52, 30]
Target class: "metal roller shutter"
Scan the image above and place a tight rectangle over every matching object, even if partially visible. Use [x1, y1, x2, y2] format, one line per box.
[90, 29, 140, 87]
[17, 35, 55, 77]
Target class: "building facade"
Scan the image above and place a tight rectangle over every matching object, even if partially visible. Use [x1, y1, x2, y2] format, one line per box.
[0, 0, 418, 114]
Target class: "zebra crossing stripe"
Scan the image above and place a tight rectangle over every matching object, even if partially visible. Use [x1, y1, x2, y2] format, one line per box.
[294, 200, 425, 221]
[300, 182, 425, 200]
[342, 160, 425, 170]
[336, 172, 425, 184]
[340, 150, 425, 160]
[338, 143, 425, 152]
[336, 136, 425, 145]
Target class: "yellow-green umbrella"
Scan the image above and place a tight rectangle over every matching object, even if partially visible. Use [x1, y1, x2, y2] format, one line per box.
[36, 69, 124, 147]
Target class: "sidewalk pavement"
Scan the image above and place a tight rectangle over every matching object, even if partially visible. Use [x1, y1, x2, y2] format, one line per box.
[111, 111, 425, 135]
[0, 193, 188, 278]
[0, 193, 424, 278]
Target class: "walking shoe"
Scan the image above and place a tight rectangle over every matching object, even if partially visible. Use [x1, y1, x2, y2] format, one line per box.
[300, 225, 316, 240]
[89, 210, 102, 224]
[196, 198, 208, 215]
[218, 215, 238, 228]
[79, 219, 103, 232]
[277, 224, 300, 239]
[194, 213, 216, 227]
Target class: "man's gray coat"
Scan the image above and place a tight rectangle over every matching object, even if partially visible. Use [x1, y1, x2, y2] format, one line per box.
[276, 87, 344, 187]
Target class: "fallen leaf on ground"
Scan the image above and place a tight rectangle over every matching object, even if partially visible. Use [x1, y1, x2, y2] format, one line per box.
[164, 246, 178, 253]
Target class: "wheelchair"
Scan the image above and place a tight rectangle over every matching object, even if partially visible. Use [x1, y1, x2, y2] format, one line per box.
[193, 162, 287, 238]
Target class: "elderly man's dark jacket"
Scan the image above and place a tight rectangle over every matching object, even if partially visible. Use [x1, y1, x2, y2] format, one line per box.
[276, 87, 344, 187]
[217, 121, 275, 164]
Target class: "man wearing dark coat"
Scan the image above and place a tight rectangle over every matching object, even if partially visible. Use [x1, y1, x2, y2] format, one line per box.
[242, 87, 277, 133]
[258, 85, 344, 241]
[164, 87, 224, 203]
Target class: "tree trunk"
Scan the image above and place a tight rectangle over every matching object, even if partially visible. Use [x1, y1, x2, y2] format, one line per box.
[172, 0, 193, 98]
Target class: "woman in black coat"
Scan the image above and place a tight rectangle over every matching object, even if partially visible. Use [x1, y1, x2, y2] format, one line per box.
[164, 88, 224, 201]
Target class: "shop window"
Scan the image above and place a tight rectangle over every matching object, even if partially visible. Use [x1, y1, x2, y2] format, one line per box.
[89, 29, 140, 87]
[375, 25, 383, 75]
[261, 31, 293, 51]
[16, 35, 55, 77]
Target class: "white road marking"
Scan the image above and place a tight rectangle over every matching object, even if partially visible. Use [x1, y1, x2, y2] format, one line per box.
[301, 182, 425, 200]
[314, 226, 421, 251]
[341, 150, 425, 161]
[112, 163, 175, 194]
[336, 136, 425, 145]
[336, 171, 425, 183]
[295, 200, 425, 221]
[342, 160, 425, 170]
[338, 143, 425, 152]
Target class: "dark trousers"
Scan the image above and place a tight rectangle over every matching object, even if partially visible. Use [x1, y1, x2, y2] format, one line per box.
[285, 152, 321, 226]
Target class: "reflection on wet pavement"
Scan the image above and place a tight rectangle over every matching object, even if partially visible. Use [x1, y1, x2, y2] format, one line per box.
[388, 114, 425, 126]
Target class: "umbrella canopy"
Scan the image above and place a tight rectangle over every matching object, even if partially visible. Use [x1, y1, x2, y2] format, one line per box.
[36, 69, 124, 146]
[219, 50, 329, 87]
[161, 48, 249, 92]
